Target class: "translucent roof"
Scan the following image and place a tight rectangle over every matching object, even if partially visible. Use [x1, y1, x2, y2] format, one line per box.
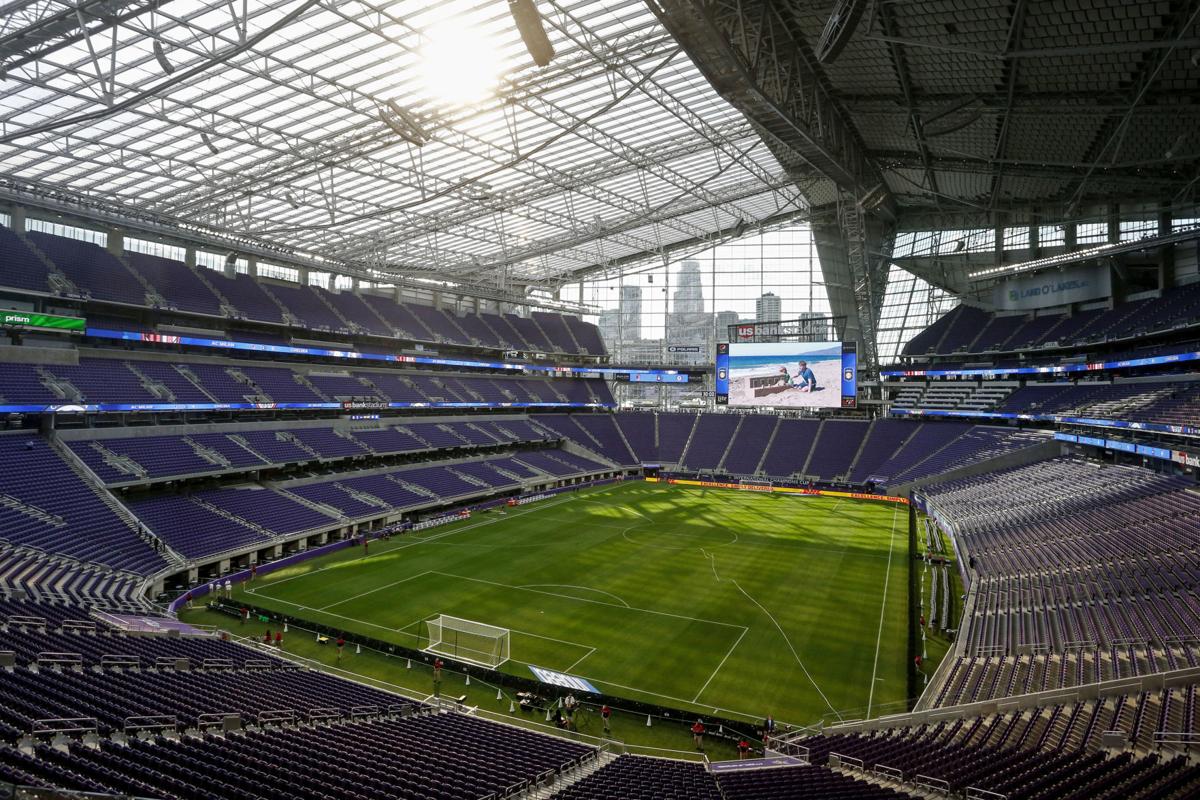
[0, 0, 806, 288]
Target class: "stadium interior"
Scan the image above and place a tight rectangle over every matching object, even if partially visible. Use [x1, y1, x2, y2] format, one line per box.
[0, 0, 1199, 798]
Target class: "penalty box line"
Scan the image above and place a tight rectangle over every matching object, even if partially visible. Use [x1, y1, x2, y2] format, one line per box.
[430, 570, 749, 631]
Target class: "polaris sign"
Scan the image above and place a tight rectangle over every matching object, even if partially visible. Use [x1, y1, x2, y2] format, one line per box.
[993, 263, 1111, 310]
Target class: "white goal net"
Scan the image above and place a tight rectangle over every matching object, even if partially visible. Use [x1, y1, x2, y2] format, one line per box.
[738, 478, 774, 491]
[424, 614, 511, 668]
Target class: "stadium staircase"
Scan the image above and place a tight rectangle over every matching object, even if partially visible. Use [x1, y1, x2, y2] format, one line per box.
[190, 265, 240, 318]
[799, 419, 824, 478]
[751, 417, 781, 477]
[256, 282, 303, 327]
[17, 230, 77, 296]
[115, 252, 168, 308]
[123, 361, 175, 402]
[610, 416, 639, 465]
[555, 437, 618, 469]
[49, 437, 184, 568]
[530, 750, 620, 799]
[278, 431, 321, 460]
[315, 289, 355, 331]
[713, 415, 743, 473]
[843, 421, 876, 480]
[676, 414, 702, 467]
[267, 481, 347, 520]
[191, 495, 275, 538]
[36, 366, 80, 402]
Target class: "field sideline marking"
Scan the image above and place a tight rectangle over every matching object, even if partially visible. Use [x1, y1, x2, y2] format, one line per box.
[563, 648, 597, 674]
[254, 495, 579, 591]
[866, 503, 901, 719]
[317, 570, 433, 611]
[515, 584, 630, 608]
[691, 625, 748, 703]
[431, 570, 748, 630]
[590, 677, 778, 724]
[731, 577, 842, 721]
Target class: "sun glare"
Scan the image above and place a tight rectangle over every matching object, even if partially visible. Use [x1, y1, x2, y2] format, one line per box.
[419, 21, 505, 107]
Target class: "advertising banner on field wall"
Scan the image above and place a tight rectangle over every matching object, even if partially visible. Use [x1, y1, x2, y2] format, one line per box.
[992, 262, 1111, 310]
[648, 476, 909, 504]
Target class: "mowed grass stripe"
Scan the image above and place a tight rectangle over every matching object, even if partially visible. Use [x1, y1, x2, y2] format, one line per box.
[236, 482, 909, 726]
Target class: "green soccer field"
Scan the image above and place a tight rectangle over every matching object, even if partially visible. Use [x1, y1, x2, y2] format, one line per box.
[235, 481, 911, 727]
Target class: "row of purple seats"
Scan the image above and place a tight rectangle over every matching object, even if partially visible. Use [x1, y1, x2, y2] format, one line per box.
[0, 553, 151, 612]
[805, 420, 869, 480]
[125, 251, 224, 315]
[0, 358, 613, 407]
[194, 486, 338, 534]
[70, 436, 214, 479]
[52, 712, 589, 800]
[0, 627, 287, 669]
[0, 225, 54, 292]
[0, 667, 414, 739]
[206, 271, 285, 324]
[398, 466, 479, 498]
[264, 282, 345, 331]
[0, 436, 165, 573]
[903, 282, 1200, 358]
[48, 358, 159, 403]
[289, 428, 368, 459]
[2, 228, 606, 355]
[234, 365, 323, 402]
[847, 419, 919, 483]
[758, 418, 820, 477]
[717, 764, 912, 799]
[127, 494, 271, 558]
[806, 721, 1200, 799]
[553, 755, 721, 799]
[681, 413, 739, 470]
[26, 231, 147, 306]
[285, 481, 386, 517]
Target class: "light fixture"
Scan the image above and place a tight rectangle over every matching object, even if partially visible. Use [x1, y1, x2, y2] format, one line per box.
[152, 40, 175, 75]
[379, 100, 429, 147]
[508, 0, 555, 67]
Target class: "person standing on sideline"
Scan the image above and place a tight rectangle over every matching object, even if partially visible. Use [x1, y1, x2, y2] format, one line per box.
[738, 738, 751, 760]
[691, 719, 705, 750]
[362, 535, 369, 555]
[263, 629, 272, 646]
[763, 714, 776, 745]
[239, 606, 248, 625]
[563, 694, 578, 729]
[433, 657, 444, 695]
[336, 637, 345, 663]
[249, 563, 257, 583]
[600, 704, 611, 734]
[274, 630, 283, 649]
[224, 578, 232, 599]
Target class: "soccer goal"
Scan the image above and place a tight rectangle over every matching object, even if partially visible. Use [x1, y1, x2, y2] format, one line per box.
[738, 478, 774, 492]
[424, 615, 511, 668]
